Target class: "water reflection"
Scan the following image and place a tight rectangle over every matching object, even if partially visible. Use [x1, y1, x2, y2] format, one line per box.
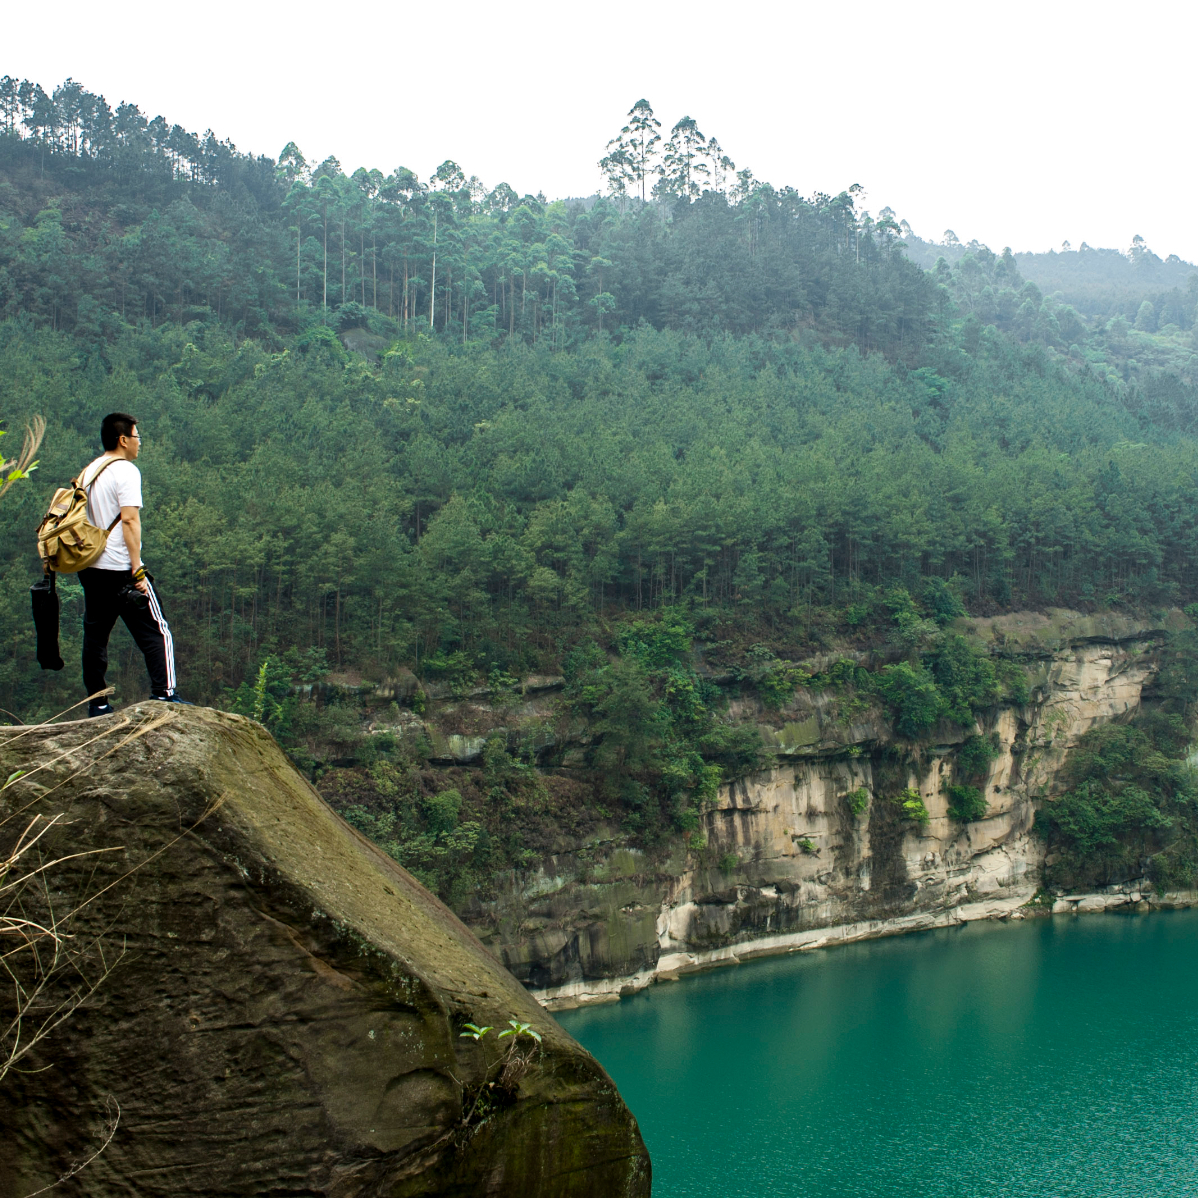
[560, 911, 1198, 1198]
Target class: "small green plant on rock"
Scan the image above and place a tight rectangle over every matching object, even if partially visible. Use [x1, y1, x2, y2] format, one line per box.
[497, 1019, 541, 1044]
[459, 1018, 542, 1047]
[796, 837, 817, 854]
[845, 787, 870, 816]
[452, 1019, 545, 1138]
[896, 787, 930, 827]
[719, 852, 740, 874]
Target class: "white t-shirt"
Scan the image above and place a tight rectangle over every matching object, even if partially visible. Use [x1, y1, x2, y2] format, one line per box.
[81, 456, 142, 571]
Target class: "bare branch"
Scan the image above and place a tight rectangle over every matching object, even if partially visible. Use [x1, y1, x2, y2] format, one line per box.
[19, 1094, 120, 1197]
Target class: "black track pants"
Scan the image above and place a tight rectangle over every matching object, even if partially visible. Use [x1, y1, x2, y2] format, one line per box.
[80, 568, 177, 698]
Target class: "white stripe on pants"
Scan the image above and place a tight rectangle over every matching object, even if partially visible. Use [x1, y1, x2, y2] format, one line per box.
[145, 582, 177, 693]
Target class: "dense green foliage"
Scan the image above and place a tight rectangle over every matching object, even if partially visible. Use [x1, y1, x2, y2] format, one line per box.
[903, 234, 1198, 409]
[905, 230, 1197, 319]
[563, 612, 758, 838]
[1037, 716, 1188, 889]
[7, 313, 1198, 725]
[4, 76, 1193, 390]
[4, 76, 1198, 890]
[0, 81, 934, 358]
[324, 742, 541, 905]
[809, 601, 1014, 741]
[1037, 630, 1198, 891]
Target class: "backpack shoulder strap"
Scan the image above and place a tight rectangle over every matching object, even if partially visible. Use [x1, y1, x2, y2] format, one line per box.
[82, 457, 118, 491]
[74, 458, 124, 532]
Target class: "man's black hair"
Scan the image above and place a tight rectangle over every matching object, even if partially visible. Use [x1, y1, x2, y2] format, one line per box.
[100, 412, 138, 452]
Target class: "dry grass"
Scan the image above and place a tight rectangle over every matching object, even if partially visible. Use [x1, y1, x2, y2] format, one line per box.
[0, 808, 126, 1088]
[0, 694, 192, 1194]
[0, 415, 45, 503]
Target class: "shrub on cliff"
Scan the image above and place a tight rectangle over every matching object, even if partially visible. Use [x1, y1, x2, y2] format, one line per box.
[927, 635, 999, 724]
[564, 615, 760, 839]
[895, 787, 931, 826]
[877, 662, 941, 738]
[944, 734, 1000, 821]
[877, 635, 1000, 740]
[845, 787, 870, 816]
[1037, 711, 1197, 889]
[958, 733, 1001, 779]
[945, 783, 988, 822]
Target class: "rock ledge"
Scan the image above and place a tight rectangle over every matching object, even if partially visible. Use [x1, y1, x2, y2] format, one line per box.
[0, 706, 649, 1197]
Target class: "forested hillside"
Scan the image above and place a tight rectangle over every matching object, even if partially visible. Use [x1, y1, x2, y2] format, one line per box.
[3, 77, 1198, 695]
[0, 82, 935, 355]
[3, 76, 1198, 889]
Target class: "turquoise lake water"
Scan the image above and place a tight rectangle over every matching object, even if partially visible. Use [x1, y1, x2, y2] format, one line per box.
[558, 911, 1198, 1197]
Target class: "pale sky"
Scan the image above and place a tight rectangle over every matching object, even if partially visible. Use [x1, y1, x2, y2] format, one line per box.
[6, 0, 1196, 262]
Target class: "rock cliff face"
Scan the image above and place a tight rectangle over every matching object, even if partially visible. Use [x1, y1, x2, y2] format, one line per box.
[479, 609, 1185, 1009]
[0, 708, 649, 1197]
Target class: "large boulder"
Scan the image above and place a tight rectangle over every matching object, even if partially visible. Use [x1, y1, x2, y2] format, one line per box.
[0, 706, 649, 1197]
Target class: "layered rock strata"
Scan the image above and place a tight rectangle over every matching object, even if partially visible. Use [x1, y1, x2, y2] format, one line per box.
[477, 609, 1188, 1009]
[0, 707, 649, 1197]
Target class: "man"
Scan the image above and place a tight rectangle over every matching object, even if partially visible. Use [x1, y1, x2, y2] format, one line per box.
[79, 412, 186, 716]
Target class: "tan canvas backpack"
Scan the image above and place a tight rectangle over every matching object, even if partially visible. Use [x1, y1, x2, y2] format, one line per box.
[36, 459, 123, 574]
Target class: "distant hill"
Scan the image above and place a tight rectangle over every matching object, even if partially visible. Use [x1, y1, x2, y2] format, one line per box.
[1015, 243, 1197, 320]
[901, 228, 1197, 322]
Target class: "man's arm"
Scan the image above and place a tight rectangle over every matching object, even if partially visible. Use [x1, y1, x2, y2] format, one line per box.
[120, 506, 148, 593]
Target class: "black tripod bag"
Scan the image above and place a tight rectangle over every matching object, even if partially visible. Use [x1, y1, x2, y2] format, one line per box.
[31, 573, 65, 671]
